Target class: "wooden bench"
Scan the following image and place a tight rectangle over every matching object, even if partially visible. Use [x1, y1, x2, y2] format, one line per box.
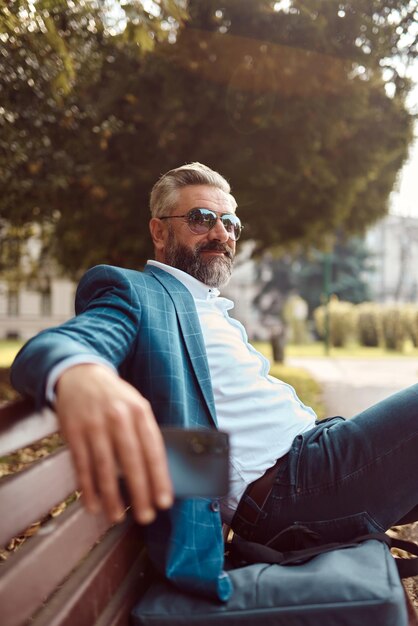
[1, 398, 418, 626]
[0, 399, 151, 626]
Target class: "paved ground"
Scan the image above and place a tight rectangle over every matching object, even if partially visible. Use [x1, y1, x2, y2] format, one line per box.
[287, 356, 418, 417]
[287, 355, 418, 608]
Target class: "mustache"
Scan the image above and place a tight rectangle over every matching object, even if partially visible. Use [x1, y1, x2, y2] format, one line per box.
[197, 242, 234, 260]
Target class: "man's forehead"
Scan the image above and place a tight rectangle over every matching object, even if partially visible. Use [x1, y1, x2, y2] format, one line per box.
[176, 185, 237, 214]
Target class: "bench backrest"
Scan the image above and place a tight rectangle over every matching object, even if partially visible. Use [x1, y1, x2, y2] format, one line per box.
[0, 400, 148, 626]
[2, 399, 418, 626]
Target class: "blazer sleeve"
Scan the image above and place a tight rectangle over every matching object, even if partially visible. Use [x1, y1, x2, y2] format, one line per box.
[10, 265, 141, 409]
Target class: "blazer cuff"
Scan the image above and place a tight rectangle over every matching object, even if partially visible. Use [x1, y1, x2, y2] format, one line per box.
[46, 356, 117, 406]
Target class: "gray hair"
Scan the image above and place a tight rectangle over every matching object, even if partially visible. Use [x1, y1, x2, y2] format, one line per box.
[150, 162, 236, 218]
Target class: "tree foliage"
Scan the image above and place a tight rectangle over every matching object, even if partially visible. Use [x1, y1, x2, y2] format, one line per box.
[296, 235, 374, 314]
[254, 233, 374, 329]
[0, 0, 417, 279]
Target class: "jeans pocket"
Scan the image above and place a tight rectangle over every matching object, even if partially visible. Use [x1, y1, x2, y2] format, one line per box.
[292, 510, 385, 545]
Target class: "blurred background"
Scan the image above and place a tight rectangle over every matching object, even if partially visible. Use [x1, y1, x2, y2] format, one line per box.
[1, 0, 418, 400]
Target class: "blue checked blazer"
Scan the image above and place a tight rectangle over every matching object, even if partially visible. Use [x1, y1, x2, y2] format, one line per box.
[11, 264, 233, 601]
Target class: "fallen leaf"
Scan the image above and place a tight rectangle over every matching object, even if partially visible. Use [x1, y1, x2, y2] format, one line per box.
[50, 502, 67, 518]
[23, 522, 41, 538]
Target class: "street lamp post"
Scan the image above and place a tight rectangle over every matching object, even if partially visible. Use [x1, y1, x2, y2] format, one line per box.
[323, 251, 332, 355]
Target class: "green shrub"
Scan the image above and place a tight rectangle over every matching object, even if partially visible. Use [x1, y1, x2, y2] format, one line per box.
[356, 302, 382, 347]
[313, 297, 356, 348]
[381, 305, 407, 351]
[283, 294, 309, 345]
[403, 304, 418, 347]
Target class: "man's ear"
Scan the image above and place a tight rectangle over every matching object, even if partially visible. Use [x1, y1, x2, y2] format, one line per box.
[149, 217, 167, 255]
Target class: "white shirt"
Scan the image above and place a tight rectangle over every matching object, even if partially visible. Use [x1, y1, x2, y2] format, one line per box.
[47, 261, 316, 523]
[148, 261, 316, 523]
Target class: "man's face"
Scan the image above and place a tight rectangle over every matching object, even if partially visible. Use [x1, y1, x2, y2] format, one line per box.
[153, 185, 237, 288]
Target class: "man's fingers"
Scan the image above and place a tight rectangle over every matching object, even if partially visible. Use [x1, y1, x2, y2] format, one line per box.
[88, 429, 125, 523]
[63, 427, 101, 514]
[108, 401, 156, 524]
[134, 415, 173, 510]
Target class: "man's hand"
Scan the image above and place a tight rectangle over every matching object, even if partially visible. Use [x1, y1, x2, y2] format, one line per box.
[55, 363, 173, 524]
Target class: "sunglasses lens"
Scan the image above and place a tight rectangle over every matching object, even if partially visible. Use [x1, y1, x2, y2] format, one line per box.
[187, 209, 216, 234]
[186, 208, 242, 240]
[221, 215, 241, 241]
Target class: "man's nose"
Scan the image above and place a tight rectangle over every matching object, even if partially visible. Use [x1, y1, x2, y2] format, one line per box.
[207, 217, 230, 242]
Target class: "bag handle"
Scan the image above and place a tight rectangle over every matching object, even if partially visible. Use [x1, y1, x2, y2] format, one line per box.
[228, 531, 418, 578]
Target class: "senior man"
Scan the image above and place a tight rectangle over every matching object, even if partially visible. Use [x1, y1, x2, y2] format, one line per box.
[11, 162, 418, 601]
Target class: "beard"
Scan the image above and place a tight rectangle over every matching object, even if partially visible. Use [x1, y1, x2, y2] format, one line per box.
[164, 228, 234, 288]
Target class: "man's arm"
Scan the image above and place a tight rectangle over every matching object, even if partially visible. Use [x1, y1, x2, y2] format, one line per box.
[11, 265, 173, 523]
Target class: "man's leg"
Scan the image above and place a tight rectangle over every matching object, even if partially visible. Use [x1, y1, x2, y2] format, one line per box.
[232, 384, 418, 547]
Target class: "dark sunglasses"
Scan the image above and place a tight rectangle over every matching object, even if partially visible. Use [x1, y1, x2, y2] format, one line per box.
[159, 207, 243, 241]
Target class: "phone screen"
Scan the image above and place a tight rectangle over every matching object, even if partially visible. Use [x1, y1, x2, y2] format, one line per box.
[162, 428, 230, 498]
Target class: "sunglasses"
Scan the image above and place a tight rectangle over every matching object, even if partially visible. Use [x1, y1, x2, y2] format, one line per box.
[159, 207, 243, 241]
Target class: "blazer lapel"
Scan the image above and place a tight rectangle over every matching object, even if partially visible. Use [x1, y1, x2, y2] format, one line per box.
[144, 265, 218, 427]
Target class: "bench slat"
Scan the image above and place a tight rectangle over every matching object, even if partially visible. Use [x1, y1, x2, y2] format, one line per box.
[94, 551, 151, 626]
[0, 448, 77, 547]
[30, 516, 146, 626]
[0, 399, 59, 456]
[0, 499, 112, 626]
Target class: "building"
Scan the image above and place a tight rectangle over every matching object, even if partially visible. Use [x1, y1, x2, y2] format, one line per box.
[366, 214, 418, 303]
[0, 278, 75, 340]
[222, 241, 260, 337]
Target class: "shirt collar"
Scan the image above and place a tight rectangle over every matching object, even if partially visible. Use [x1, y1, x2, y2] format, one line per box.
[147, 260, 220, 300]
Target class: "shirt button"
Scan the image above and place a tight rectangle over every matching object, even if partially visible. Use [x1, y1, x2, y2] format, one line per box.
[210, 500, 220, 512]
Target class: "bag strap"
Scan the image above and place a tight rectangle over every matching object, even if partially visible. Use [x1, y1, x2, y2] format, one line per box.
[229, 532, 390, 566]
[228, 531, 418, 578]
[390, 536, 418, 578]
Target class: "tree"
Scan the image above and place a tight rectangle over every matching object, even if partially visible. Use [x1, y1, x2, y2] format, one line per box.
[0, 0, 188, 279]
[1, 0, 417, 279]
[296, 235, 374, 314]
[254, 232, 374, 313]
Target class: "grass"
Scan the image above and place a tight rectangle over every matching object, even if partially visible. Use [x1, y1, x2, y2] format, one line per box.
[270, 363, 325, 419]
[0, 342, 23, 402]
[0, 340, 23, 368]
[254, 340, 418, 359]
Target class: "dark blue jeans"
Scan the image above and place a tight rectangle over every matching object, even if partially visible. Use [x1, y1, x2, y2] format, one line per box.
[231, 384, 418, 548]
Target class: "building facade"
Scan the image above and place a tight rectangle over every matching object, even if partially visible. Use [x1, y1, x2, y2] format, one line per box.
[0, 278, 75, 340]
[366, 214, 418, 303]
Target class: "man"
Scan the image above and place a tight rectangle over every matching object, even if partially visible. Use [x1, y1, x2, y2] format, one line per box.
[11, 163, 418, 602]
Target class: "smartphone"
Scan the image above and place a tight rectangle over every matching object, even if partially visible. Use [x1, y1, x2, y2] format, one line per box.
[161, 428, 229, 498]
